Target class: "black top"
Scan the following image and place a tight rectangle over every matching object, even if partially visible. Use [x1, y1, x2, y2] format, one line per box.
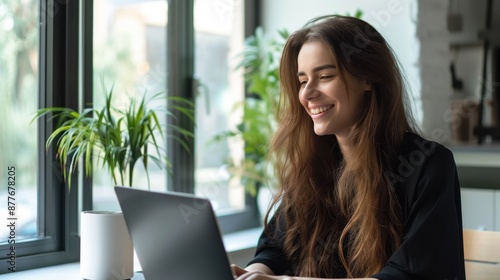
[248, 133, 466, 280]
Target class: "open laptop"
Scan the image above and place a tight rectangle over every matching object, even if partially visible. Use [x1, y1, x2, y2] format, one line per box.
[114, 186, 235, 280]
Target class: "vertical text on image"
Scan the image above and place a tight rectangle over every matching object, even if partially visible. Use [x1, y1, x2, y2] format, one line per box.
[6, 166, 17, 272]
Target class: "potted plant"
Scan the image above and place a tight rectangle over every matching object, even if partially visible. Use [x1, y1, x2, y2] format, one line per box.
[33, 81, 194, 279]
[35, 83, 194, 189]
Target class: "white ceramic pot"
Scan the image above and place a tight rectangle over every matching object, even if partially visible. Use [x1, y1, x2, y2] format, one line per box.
[80, 211, 134, 280]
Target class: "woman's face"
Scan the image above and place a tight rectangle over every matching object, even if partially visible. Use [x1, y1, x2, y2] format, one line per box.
[297, 41, 371, 138]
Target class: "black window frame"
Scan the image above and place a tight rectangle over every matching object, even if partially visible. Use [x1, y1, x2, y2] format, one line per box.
[0, 0, 81, 273]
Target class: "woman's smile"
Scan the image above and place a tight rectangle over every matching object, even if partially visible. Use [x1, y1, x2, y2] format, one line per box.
[310, 105, 334, 116]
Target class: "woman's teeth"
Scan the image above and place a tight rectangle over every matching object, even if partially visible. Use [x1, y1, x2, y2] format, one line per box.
[311, 105, 333, 115]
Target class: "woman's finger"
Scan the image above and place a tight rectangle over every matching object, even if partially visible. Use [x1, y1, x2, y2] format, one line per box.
[231, 264, 248, 277]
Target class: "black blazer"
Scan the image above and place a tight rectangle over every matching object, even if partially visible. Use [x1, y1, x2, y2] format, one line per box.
[248, 133, 466, 280]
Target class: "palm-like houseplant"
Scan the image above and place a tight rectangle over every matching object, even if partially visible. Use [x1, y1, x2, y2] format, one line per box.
[33, 82, 194, 189]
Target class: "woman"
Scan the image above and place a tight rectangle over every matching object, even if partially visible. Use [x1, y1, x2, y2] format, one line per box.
[233, 15, 465, 280]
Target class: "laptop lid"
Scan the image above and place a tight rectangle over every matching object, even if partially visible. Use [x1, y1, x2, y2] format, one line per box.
[114, 186, 235, 280]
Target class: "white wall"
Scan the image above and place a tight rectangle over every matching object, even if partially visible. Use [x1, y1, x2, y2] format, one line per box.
[416, 0, 453, 142]
[261, 0, 422, 123]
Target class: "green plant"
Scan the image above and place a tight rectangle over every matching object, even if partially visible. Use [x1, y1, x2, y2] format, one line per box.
[33, 82, 194, 189]
[213, 27, 288, 195]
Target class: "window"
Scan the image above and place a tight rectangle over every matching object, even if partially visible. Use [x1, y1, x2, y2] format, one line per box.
[193, 0, 246, 214]
[0, 0, 81, 273]
[192, 0, 262, 232]
[0, 0, 39, 245]
[92, 0, 170, 211]
[90, 0, 261, 233]
[0, 0, 259, 274]
[169, 0, 262, 232]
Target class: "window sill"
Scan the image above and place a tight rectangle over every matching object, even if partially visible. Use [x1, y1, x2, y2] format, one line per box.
[0, 227, 262, 279]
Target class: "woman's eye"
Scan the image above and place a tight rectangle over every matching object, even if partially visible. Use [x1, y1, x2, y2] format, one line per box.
[299, 80, 308, 86]
[320, 75, 334, 80]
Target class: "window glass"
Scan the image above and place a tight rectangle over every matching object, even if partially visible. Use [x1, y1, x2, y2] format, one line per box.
[193, 0, 246, 213]
[93, 0, 168, 210]
[0, 0, 39, 243]
[92, 0, 247, 215]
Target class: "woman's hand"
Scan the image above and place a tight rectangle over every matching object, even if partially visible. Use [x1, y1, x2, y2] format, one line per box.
[232, 265, 295, 280]
[231, 264, 378, 280]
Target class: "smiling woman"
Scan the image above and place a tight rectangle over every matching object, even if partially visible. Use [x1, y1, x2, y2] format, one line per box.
[234, 15, 466, 280]
[297, 41, 371, 140]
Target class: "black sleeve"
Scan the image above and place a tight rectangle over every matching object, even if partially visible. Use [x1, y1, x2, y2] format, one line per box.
[247, 215, 295, 275]
[372, 145, 465, 280]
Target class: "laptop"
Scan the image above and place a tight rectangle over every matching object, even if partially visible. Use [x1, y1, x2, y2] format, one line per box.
[114, 186, 236, 280]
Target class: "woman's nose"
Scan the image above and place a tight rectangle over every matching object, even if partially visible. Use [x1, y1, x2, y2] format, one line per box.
[300, 81, 320, 101]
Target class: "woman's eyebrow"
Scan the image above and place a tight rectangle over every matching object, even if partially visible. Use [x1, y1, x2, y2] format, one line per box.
[297, 64, 337, 77]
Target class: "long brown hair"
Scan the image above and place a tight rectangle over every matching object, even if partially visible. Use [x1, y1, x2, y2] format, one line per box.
[266, 15, 418, 277]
